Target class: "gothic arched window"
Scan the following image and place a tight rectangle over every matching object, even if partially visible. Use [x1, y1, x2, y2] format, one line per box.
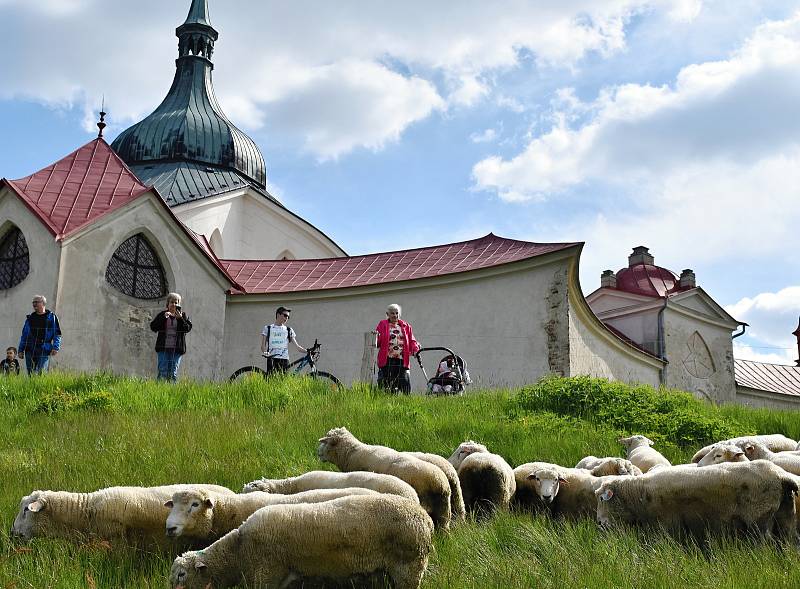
[105, 233, 167, 299]
[0, 226, 30, 290]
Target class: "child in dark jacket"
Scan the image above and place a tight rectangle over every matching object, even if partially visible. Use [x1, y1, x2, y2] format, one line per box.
[0, 346, 20, 375]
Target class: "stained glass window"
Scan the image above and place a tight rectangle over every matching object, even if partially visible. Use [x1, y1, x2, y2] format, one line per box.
[105, 234, 167, 299]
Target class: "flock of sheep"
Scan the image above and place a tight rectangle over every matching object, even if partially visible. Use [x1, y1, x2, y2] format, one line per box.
[10, 427, 800, 588]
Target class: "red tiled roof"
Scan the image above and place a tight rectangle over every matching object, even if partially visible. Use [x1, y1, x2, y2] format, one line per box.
[735, 359, 800, 397]
[3, 138, 150, 239]
[614, 263, 689, 298]
[222, 234, 579, 294]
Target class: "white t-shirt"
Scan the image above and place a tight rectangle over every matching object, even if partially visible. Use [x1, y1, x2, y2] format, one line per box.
[261, 324, 295, 360]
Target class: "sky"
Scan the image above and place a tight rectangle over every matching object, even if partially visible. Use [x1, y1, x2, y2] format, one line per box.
[0, 0, 798, 364]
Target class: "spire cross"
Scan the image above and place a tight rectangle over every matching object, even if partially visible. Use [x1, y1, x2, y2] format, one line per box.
[97, 96, 107, 138]
[793, 318, 800, 367]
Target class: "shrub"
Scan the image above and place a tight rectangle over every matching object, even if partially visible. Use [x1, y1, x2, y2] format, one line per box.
[511, 376, 748, 448]
[33, 387, 113, 415]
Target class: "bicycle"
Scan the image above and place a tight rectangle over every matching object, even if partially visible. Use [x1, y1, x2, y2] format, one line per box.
[228, 339, 343, 389]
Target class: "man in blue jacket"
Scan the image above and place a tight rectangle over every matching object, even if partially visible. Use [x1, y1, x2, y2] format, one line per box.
[18, 294, 61, 375]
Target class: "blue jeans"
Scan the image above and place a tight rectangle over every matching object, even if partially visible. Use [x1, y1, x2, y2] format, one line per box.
[157, 350, 182, 382]
[25, 353, 50, 375]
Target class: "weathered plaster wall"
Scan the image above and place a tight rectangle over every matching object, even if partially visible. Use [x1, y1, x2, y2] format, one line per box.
[174, 189, 343, 260]
[661, 308, 736, 403]
[0, 188, 61, 358]
[735, 387, 800, 410]
[604, 311, 660, 356]
[223, 256, 575, 390]
[56, 196, 229, 379]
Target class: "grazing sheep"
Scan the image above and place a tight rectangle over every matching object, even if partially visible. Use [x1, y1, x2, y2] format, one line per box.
[166, 487, 379, 542]
[595, 460, 798, 540]
[11, 484, 234, 548]
[692, 434, 798, 463]
[695, 443, 748, 467]
[242, 470, 419, 503]
[404, 451, 466, 523]
[169, 494, 434, 589]
[579, 457, 643, 477]
[513, 462, 570, 509]
[619, 435, 671, 473]
[317, 427, 452, 530]
[735, 440, 800, 475]
[517, 464, 617, 519]
[447, 442, 515, 516]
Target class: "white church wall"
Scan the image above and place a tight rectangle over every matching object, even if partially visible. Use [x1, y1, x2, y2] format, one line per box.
[55, 195, 229, 380]
[174, 189, 344, 260]
[735, 387, 800, 410]
[0, 188, 62, 357]
[603, 311, 660, 355]
[661, 307, 736, 404]
[222, 256, 575, 390]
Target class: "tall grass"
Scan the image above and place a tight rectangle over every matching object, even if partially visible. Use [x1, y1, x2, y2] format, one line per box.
[1, 374, 799, 588]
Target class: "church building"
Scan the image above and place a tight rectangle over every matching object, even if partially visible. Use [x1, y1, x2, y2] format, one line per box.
[0, 0, 796, 407]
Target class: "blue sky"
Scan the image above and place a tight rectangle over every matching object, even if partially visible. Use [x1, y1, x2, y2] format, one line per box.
[0, 0, 798, 363]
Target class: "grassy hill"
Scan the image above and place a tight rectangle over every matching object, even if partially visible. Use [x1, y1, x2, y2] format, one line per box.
[1, 373, 800, 588]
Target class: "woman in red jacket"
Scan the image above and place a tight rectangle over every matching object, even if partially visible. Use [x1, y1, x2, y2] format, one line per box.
[375, 303, 420, 394]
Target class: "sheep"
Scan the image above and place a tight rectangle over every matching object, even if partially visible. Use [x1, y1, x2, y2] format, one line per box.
[515, 463, 619, 519]
[242, 470, 419, 503]
[447, 442, 515, 517]
[403, 451, 466, 523]
[577, 456, 643, 477]
[735, 439, 800, 475]
[513, 462, 570, 509]
[695, 443, 748, 467]
[317, 427, 451, 530]
[691, 434, 798, 463]
[166, 487, 379, 542]
[169, 494, 434, 589]
[11, 484, 234, 548]
[618, 435, 671, 473]
[595, 460, 798, 541]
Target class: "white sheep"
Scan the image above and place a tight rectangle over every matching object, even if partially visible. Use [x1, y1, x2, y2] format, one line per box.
[242, 470, 419, 503]
[691, 434, 798, 463]
[695, 443, 748, 467]
[513, 462, 570, 509]
[317, 427, 452, 530]
[404, 451, 466, 523]
[11, 484, 234, 548]
[451, 443, 515, 517]
[447, 440, 488, 469]
[576, 456, 643, 477]
[515, 463, 615, 518]
[735, 439, 800, 475]
[619, 435, 671, 473]
[166, 487, 379, 542]
[169, 494, 434, 589]
[595, 460, 798, 540]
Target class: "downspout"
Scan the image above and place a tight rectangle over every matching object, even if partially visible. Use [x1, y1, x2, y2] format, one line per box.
[657, 298, 668, 386]
[731, 322, 748, 339]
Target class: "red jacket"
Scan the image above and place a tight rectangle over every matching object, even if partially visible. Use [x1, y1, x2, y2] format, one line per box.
[376, 319, 420, 368]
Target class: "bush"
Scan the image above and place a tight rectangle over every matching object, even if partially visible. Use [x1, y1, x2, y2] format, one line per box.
[511, 376, 748, 448]
[33, 387, 113, 414]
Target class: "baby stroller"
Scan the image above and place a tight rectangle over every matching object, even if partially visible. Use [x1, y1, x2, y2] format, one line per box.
[414, 347, 471, 395]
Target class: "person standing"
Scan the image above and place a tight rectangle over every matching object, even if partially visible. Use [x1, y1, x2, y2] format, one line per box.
[261, 306, 306, 375]
[375, 303, 420, 394]
[1, 346, 20, 375]
[18, 295, 61, 375]
[150, 293, 192, 382]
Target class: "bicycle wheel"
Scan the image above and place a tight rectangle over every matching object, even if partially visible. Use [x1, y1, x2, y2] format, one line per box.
[229, 366, 267, 382]
[310, 371, 343, 390]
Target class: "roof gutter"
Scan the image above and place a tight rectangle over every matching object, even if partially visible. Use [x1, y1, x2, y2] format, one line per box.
[731, 322, 748, 339]
[657, 298, 669, 386]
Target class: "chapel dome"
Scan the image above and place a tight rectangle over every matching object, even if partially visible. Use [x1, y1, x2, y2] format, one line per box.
[603, 246, 692, 298]
[111, 0, 267, 203]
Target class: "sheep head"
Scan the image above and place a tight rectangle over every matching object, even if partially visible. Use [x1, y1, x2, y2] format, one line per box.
[590, 458, 641, 477]
[447, 440, 488, 469]
[526, 469, 567, 504]
[317, 427, 357, 464]
[696, 444, 748, 466]
[170, 551, 212, 589]
[618, 435, 654, 450]
[241, 479, 274, 494]
[11, 491, 53, 541]
[165, 490, 215, 539]
[736, 439, 769, 460]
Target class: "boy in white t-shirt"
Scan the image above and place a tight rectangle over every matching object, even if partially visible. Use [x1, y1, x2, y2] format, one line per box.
[260, 306, 307, 375]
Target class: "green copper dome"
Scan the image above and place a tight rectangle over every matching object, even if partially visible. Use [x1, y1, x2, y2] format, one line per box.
[112, 0, 267, 205]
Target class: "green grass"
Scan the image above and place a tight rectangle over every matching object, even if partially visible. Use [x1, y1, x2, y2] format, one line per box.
[1, 374, 800, 588]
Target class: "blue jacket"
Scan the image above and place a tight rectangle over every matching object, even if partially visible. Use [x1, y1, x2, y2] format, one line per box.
[19, 310, 62, 354]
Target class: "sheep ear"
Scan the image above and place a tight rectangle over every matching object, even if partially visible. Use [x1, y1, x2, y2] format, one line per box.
[204, 499, 214, 508]
[195, 560, 208, 571]
[28, 500, 45, 513]
[600, 489, 614, 502]
[558, 477, 569, 485]
[164, 500, 174, 508]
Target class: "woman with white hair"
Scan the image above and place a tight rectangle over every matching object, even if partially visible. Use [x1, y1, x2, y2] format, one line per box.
[375, 303, 420, 393]
[150, 292, 192, 382]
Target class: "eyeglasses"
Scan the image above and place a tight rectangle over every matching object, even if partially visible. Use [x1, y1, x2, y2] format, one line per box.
[281, 313, 290, 319]
[31, 301, 43, 305]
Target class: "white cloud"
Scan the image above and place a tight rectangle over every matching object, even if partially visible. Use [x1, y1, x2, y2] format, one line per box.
[733, 342, 796, 365]
[470, 128, 498, 144]
[0, 0, 692, 158]
[726, 287, 800, 351]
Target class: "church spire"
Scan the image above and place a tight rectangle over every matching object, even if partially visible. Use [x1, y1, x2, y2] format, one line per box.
[176, 0, 218, 62]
